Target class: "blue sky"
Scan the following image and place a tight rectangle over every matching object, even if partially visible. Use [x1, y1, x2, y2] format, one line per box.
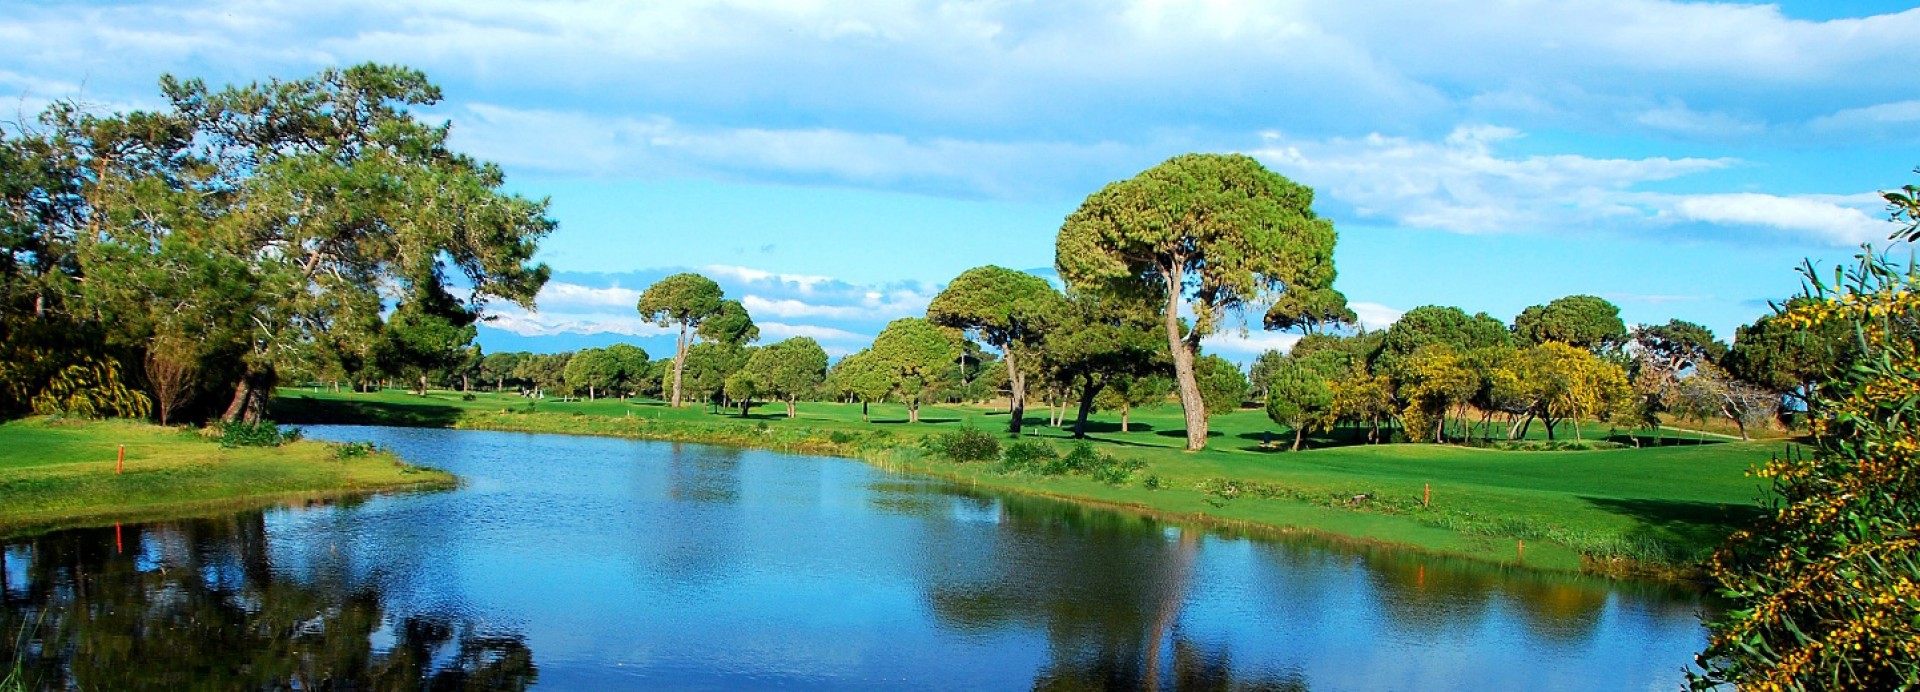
[3, 0, 1915, 362]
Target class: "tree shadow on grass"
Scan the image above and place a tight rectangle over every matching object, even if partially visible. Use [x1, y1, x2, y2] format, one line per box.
[270, 397, 462, 428]
[1070, 421, 1157, 435]
[1155, 429, 1225, 440]
[1580, 495, 1770, 558]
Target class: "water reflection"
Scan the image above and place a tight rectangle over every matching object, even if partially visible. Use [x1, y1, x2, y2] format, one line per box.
[0, 517, 536, 690]
[0, 426, 1710, 690]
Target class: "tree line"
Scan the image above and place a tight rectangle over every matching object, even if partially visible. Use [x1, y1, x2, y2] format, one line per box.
[1, 64, 552, 425]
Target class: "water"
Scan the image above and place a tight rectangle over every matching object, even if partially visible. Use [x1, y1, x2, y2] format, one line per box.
[0, 426, 1711, 689]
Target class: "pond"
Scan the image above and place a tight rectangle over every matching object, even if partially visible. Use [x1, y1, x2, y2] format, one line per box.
[0, 426, 1711, 689]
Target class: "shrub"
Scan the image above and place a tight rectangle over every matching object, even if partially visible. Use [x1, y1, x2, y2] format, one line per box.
[1059, 442, 1104, 474]
[828, 430, 859, 445]
[1142, 474, 1166, 490]
[461, 393, 477, 402]
[998, 439, 1057, 473]
[332, 441, 378, 459]
[219, 420, 298, 448]
[931, 426, 1000, 462]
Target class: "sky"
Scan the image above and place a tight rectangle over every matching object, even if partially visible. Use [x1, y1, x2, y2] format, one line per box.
[3, 0, 1915, 363]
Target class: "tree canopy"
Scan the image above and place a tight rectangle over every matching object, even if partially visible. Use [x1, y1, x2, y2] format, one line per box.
[1, 63, 553, 422]
[1056, 153, 1338, 451]
[637, 272, 728, 408]
[869, 318, 956, 423]
[742, 337, 829, 417]
[927, 265, 1062, 434]
[1512, 294, 1627, 352]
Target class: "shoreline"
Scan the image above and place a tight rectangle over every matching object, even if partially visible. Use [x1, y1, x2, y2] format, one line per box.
[0, 417, 459, 540]
[299, 404, 1714, 585]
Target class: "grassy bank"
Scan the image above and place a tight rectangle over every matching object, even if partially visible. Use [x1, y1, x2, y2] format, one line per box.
[275, 388, 1781, 580]
[0, 416, 456, 537]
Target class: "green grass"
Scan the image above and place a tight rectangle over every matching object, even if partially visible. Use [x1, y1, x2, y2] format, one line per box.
[274, 387, 1784, 580]
[0, 416, 456, 537]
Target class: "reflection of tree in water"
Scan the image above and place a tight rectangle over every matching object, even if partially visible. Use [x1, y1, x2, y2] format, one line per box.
[0, 515, 536, 690]
[928, 492, 1309, 691]
[666, 443, 743, 504]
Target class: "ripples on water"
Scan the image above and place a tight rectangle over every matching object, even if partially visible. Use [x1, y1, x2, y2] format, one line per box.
[0, 425, 1711, 689]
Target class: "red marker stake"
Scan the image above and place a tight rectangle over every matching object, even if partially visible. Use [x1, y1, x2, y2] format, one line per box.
[115, 523, 123, 554]
[1518, 540, 1526, 561]
[117, 445, 125, 475]
[1423, 483, 1430, 508]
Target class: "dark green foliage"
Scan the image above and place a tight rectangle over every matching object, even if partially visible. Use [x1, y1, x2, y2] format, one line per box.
[928, 265, 1063, 433]
[219, 420, 299, 448]
[1056, 153, 1340, 451]
[930, 426, 1000, 462]
[332, 441, 378, 459]
[1723, 298, 1853, 411]
[1376, 305, 1512, 376]
[1193, 354, 1248, 416]
[1511, 294, 1627, 352]
[997, 438, 1059, 473]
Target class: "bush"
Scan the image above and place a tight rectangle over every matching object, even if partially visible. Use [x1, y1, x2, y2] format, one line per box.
[1142, 474, 1166, 490]
[1059, 442, 1104, 474]
[828, 430, 859, 445]
[931, 426, 1000, 462]
[332, 441, 378, 459]
[461, 393, 477, 402]
[998, 439, 1057, 473]
[219, 420, 298, 448]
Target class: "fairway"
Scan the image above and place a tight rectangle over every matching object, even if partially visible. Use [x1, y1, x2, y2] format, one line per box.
[275, 387, 1780, 577]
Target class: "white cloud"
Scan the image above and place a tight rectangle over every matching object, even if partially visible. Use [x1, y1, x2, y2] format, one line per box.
[1669, 193, 1895, 246]
[1633, 100, 1764, 137]
[534, 281, 642, 310]
[483, 309, 673, 338]
[1350, 302, 1404, 330]
[699, 264, 837, 291]
[446, 103, 1136, 198]
[757, 322, 870, 343]
[1201, 330, 1302, 357]
[740, 290, 931, 322]
[1250, 125, 1732, 234]
[1809, 99, 1920, 133]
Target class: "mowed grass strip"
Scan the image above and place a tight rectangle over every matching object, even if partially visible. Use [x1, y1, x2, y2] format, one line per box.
[275, 388, 1780, 576]
[0, 417, 455, 537]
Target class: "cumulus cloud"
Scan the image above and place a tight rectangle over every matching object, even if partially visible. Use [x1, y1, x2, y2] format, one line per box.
[533, 281, 642, 310]
[1251, 125, 1731, 234]
[445, 103, 1137, 198]
[1668, 193, 1896, 246]
[757, 322, 871, 343]
[739, 290, 931, 322]
[483, 309, 673, 339]
[1201, 330, 1303, 357]
[1350, 302, 1404, 330]
[480, 265, 925, 350]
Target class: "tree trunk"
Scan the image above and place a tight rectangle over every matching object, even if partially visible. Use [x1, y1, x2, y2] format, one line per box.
[1292, 426, 1304, 452]
[1071, 374, 1103, 439]
[1005, 348, 1026, 435]
[221, 369, 276, 424]
[909, 400, 920, 424]
[1161, 265, 1207, 451]
[786, 398, 797, 418]
[461, 373, 469, 392]
[670, 322, 690, 407]
[1121, 406, 1132, 433]
[418, 374, 428, 396]
[862, 400, 869, 422]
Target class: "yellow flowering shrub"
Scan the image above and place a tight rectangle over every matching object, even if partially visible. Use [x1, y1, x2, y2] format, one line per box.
[1692, 254, 1920, 690]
